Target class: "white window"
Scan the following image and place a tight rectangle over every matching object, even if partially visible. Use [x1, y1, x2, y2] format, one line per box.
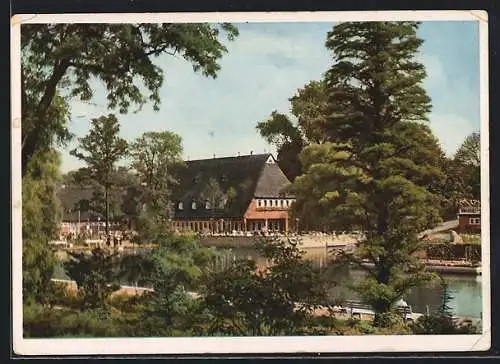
[205, 200, 211, 209]
[469, 217, 480, 225]
[264, 200, 267, 207]
[178, 202, 184, 210]
[192, 201, 197, 210]
[258, 199, 262, 207]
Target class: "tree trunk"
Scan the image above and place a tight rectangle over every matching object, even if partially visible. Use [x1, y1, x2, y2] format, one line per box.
[105, 184, 110, 246]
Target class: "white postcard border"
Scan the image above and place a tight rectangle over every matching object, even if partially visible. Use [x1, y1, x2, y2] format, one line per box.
[11, 10, 491, 355]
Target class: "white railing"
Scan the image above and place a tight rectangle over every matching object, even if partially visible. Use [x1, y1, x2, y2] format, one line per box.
[459, 207, 481, 214]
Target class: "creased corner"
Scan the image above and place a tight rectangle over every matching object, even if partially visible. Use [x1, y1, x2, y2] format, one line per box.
[11, 14, 38, 26]
[468, 10, 488, 23]
[470, 328, 491, 351]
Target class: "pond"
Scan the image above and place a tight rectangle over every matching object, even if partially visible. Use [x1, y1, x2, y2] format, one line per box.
[53, 245, 483, 319]
[224, 246, 483, 319]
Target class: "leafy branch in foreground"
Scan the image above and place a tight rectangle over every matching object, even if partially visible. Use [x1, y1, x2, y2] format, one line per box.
[202, 238, 337, 336]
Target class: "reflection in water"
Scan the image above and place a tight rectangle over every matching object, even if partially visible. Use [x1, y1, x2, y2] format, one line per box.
[227, 247, 483, 318]
[52, 245, 482, 319]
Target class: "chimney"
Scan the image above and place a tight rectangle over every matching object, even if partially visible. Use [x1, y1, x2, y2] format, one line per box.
[250, 150, 253, 155]
[213, 153, 216, 159]
[237, 152, 240, 157]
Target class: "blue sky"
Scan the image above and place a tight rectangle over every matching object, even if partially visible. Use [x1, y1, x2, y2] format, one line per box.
[60, 21, 480, 172]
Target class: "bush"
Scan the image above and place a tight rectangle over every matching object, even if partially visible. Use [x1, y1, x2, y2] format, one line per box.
[373, 312, 405, 329]
[23, 304, 121, 338]
[411, 315, 479, 335]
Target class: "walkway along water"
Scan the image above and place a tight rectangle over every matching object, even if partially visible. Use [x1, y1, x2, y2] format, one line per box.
[50, 277, 481, 328]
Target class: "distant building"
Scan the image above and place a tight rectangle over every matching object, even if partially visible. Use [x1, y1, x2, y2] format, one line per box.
[171, 153, 296, 234]
[457, 199, 481, 233]
[56, 185, 121, 236]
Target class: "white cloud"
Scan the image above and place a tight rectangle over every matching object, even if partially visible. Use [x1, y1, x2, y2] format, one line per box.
[59, 23, 479, 173]
[419, 53, 447, 90]
[429, 113, 474, 157]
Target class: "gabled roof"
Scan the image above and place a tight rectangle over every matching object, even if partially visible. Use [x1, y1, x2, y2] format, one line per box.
[172, 153, 292, 219]
[254, 161, 293, 198]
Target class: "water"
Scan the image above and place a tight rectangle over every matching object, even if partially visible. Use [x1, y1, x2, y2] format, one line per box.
[53, 246, 483, 319]
[226, 247, 483, 319]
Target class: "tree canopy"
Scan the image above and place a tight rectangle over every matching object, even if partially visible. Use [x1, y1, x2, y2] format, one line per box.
[21, 23, 239, 175]
[256, 80, 329, 181]
[70, 114, 128, 238]
[287, 22, 444, 324]
[129, 130, 184, 220]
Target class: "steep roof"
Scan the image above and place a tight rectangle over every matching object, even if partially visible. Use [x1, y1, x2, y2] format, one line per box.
[172, 153, 292, 219]
[254, 162, 293, 198]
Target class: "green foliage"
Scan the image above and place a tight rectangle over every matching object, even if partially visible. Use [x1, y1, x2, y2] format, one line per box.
[23, 304, 128, 338]
[23, 240, 58, 305]
[256, 80, 329, 181]
[122, 226, 216, 332]
[454, 131, 481, 200]
[70, 114, 128, 186]
[129, 130, 184, 219]
[22, 149, 62, 305]
[21, 23, 239, 175]
[372, 312, 406, 329]
[455, 131, 480, 167]
[70, 114, 128, 239]
[201, 177, 226, 209]
[411, 315, 479, 335]
[23, 149, 62, 241]
[287, 22, 444, 323]
[64, 248, 122, 310]
[202, 238, 335, 336]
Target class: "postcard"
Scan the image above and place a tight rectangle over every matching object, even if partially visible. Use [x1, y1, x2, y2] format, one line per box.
[11, 10, 490, 355]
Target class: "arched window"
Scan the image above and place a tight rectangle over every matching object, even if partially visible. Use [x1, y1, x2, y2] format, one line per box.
[192, 201, 197, 210]
[178, 201, 184, 210]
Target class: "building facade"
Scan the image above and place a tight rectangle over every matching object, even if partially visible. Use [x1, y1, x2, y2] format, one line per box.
[171, 153, 296, 234]
[57, 185, 123, 237]
[457, 199, 481, 233]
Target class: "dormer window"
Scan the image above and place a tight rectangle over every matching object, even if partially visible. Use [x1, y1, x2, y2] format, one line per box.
[205, 200, 211, 209]
[178, 202, 184, 210]
[192, 201, 197, 210]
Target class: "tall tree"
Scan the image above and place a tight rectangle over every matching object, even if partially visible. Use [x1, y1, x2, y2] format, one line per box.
[70, 114, 128, 243]
[21, 23, 239, 176]
[454, 131, 481, 200]
[22, 149, 62, 304]
[290, 22, 444, 325]
[256, 80, 329, 181]
[129, 131, 184, 220]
